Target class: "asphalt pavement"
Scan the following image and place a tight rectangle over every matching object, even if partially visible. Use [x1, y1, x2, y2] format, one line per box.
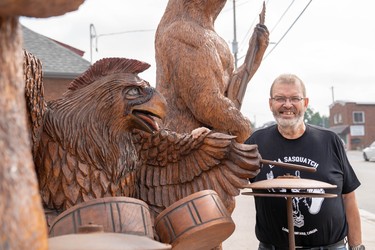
[222, 189, 375, 250]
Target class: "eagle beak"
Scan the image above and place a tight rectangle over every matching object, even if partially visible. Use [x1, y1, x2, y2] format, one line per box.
[151, 90, 167, 121]
[130, 90, 167, 133]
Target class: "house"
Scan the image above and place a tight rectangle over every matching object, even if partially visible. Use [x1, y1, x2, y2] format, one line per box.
[22, 25, 91, 101]
[329, 100, 375, 150]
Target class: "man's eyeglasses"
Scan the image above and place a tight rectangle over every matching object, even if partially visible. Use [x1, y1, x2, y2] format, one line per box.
[271, 96, 304, 104]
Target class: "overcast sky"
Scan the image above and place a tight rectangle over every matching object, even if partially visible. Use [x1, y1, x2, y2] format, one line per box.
[20, 0, 375, 127]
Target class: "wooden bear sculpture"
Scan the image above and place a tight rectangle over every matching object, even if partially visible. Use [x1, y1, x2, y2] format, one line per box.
[155, 0, 269, 143]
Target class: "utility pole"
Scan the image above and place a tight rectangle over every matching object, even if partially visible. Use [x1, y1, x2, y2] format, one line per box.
[331, 86, 335, 103]
[89, 24, 153, 65]
[89, 23, 97, 64]
[232, 0, 238, 69]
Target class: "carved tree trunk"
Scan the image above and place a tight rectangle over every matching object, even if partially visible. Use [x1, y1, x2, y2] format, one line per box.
[0, 0, 84, 17]
[0, 17, 48, 250]
[0, 2, 84, 249]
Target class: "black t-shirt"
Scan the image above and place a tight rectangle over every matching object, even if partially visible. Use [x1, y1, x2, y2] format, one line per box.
[245, 124, 360, 248]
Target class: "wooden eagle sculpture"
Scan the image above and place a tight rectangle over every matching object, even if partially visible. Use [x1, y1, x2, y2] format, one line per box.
[24, 51, 261, 226]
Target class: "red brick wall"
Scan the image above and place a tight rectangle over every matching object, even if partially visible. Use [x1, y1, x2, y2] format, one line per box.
[330, 102, 375, 149]
[43, 77, 72, 101]
[356, 104, 375, 147]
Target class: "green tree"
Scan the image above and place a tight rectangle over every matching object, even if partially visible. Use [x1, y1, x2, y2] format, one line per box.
[304, 107, 329, 128]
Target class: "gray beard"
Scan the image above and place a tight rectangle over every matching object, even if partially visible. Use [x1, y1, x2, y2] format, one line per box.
[273, 113, 304, 128]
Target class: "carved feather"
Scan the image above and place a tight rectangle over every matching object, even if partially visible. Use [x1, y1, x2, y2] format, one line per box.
[24, 53, 261, 224]
[134, 127, 260, 215]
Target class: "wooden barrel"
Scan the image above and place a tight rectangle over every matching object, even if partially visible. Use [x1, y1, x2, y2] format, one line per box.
[155, 190, 235, 250]
[49, 196, 153, 239]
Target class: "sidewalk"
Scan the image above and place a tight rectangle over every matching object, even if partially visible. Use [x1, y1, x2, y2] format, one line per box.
[223, 189, 375, 249]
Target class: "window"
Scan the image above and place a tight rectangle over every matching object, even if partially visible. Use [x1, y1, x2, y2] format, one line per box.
[334, 113, 342, 124]
[352, 111, 365, 124]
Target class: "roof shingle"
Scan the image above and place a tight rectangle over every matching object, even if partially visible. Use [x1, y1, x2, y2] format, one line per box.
[22, 25, 90, 78]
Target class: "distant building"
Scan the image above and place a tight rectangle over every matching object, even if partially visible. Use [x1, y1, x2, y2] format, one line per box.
[329, 100, 375, 150]
[22, 25, 91, 101]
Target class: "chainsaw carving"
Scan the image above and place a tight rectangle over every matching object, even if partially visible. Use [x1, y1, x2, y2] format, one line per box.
[1, 1, 84, 249]
[155, 0, 269, 143]
[24, 55, 261, 227]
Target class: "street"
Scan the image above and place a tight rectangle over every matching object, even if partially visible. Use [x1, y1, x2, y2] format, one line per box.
[346, 150, 375, 214]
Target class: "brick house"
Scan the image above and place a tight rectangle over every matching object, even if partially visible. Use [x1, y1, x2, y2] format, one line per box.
[329, 100, 375, 150]
[22, 25, 91, 101]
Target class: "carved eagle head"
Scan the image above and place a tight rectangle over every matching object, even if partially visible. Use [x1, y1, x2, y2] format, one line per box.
[41, 58, 167, 182]
[64, 58, 167, 134]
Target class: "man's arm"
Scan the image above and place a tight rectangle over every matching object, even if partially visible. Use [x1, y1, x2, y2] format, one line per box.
[343, 191, 363, 247]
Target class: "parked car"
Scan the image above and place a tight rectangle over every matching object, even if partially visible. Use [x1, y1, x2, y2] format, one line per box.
[363, 141, 375, 161]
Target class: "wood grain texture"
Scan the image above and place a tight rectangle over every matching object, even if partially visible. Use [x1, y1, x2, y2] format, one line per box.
[0, 0, 84, 17]
[24, 56, 261, 225]
[1, 18, 48, 250]
[155, 0, 269, 143]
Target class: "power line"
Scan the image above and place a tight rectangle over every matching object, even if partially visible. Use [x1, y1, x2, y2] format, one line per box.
[238, 1, 267, 51]
[237, 0, 312, 61]
[231, 0, 259, 68]
[97, 29, 154, 38]
[269, 0, 296, 34]
[235, 0, 269, 64]
[89, 23, 154, 64]
[232, 0, 238, 69]
[222, 0, 250, 13]
[263, 0, 312, 60]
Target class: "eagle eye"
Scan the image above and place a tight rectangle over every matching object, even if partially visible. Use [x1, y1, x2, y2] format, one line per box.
[125, 86, 142, 100]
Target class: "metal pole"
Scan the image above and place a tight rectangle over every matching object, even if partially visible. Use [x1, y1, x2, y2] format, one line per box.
[232, 0, 238, 69]
[286, 197, 295, 250]
[89, 23, 96, 64]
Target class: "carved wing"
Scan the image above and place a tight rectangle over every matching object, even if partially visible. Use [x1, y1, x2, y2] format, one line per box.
[134, 127, 260, 215]
[23, 50, 47, 158]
